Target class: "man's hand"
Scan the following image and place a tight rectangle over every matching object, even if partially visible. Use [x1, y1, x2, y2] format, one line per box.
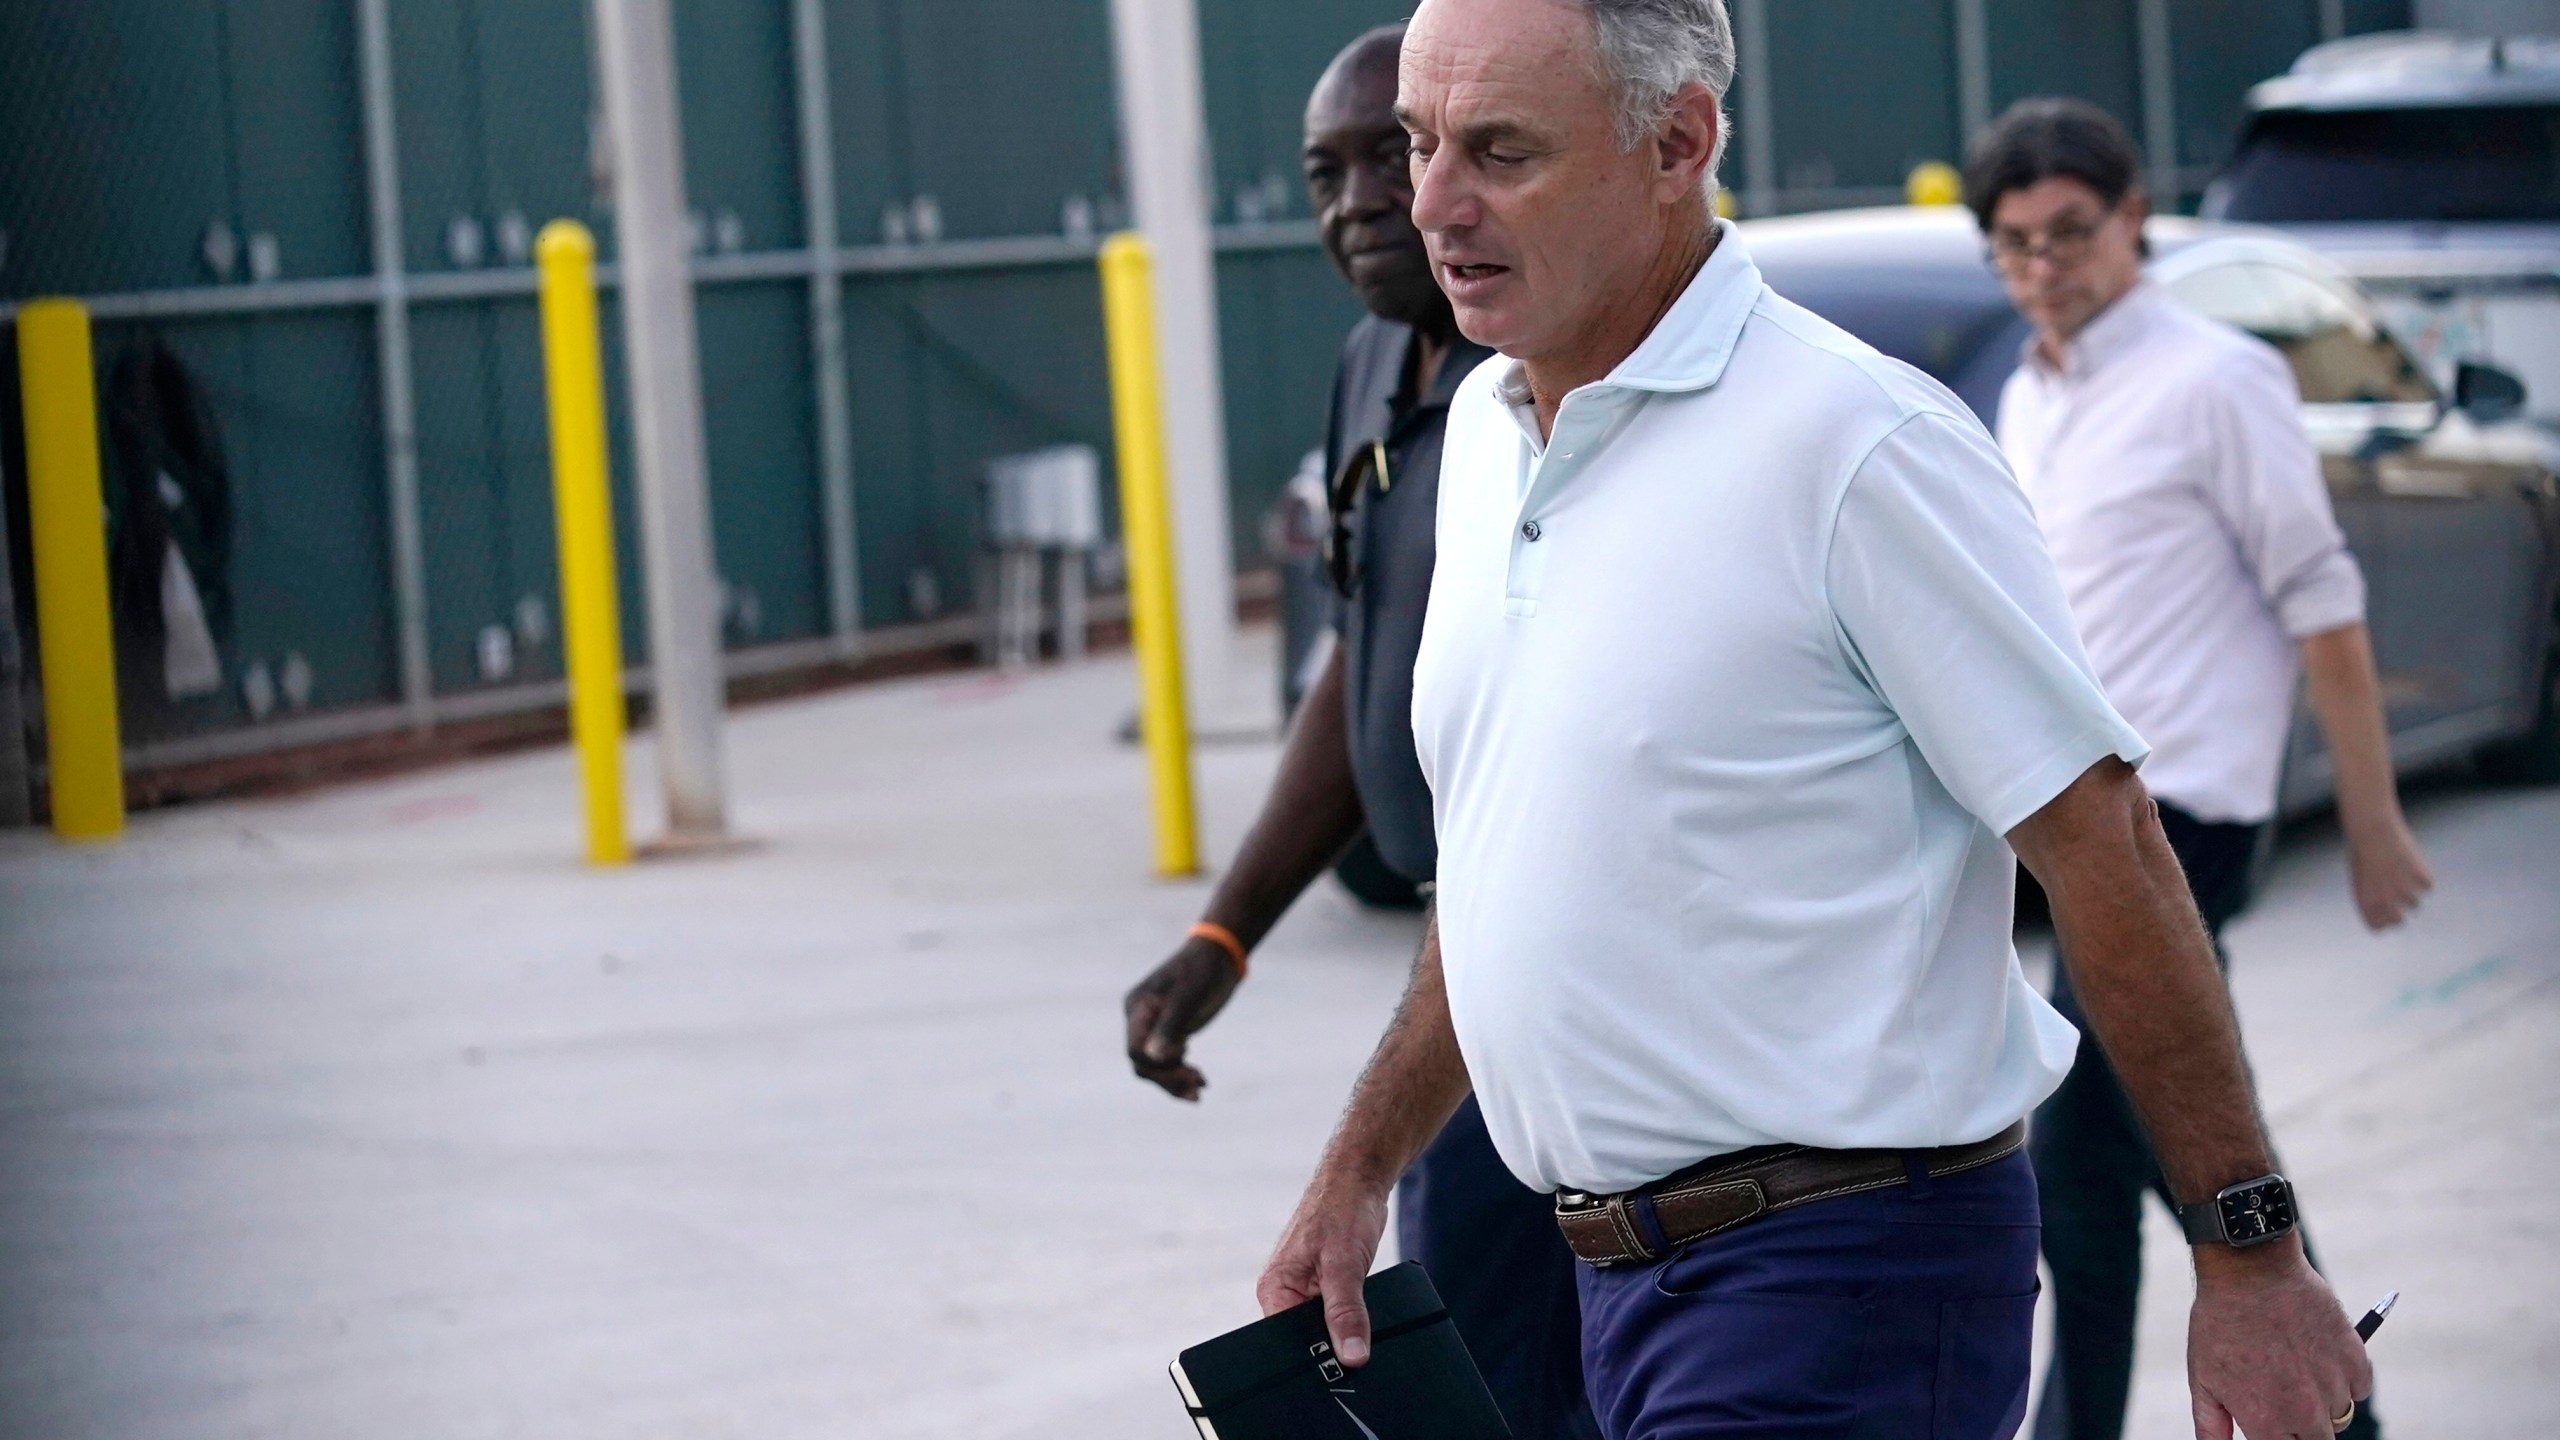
[1123, 938, 1242, 1100]
[2299, 623, 2431, 931]
[1256, 910, 1468, 1364]
[2011, 761, 2366, 1437]
[2187, 1243, 2371, 1439]
[1256, 1159, 1393, 1365]
[1117, 646, 1368, 1101]
[2343, 813, 2431, 931]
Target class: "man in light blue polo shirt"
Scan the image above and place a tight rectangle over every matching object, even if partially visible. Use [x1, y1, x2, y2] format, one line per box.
[1251, 1, 2376, 1437]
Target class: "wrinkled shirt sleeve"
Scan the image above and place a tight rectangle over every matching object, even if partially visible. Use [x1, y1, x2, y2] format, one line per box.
[1827, 409, 2152, 837]
[2201, 345, 2368, 639]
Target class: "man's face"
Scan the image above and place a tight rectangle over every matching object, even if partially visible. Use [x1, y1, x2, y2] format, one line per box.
[1397, 0, 1686, 358]
[1986, 176, 2147, 343]
[1305, 47, 1440, 327]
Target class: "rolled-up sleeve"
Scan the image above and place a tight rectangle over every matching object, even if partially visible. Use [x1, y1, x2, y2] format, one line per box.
[1827, 410, 2151, 837]
[2205, 345, 2367, 639]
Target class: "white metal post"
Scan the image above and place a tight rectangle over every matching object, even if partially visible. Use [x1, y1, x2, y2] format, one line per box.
[2318, 0, 2347, 41]
[591, 0, 730, 840]
[357, 0, 435, 733]
[1106, 0, 1237, 716]
[791, 0, 863, 656]
[2137, 0, 2181, 211]
[1735, 0, 1779, 216]
[1954, 0, 1993, 148]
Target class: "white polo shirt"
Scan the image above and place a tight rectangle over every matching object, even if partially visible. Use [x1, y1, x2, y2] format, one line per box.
[1999, 282, 2367, 825]
[1413, 223, 2148, 1195]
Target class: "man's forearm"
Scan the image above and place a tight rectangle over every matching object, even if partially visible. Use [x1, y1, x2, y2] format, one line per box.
[2014, 763, 2273, 1206]
[2299, 623, 2401, 837]
[1200, 646, 1370, 949]
[1320, 911, 1472, 1188]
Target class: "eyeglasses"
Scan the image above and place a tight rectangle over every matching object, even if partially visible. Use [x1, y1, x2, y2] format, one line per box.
[1324, 438, 1392, 597]
[1985, 214, 2108, 273]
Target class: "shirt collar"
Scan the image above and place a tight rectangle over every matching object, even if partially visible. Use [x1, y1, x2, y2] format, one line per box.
[2025, 278, 2168, 381]
[1491, 217, 1763, 408]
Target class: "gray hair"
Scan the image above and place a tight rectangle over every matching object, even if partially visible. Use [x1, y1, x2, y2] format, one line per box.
[1573, 0, 1736, 177]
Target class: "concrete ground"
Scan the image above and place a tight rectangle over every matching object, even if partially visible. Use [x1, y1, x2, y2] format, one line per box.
[1, 626, 2552, 1439]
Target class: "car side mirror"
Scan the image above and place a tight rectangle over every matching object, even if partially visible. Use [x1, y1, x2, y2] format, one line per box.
[2455, 361, 2527, 425]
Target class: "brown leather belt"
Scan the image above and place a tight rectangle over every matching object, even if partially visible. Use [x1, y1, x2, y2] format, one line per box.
[1554, 1121, 2028, 1267]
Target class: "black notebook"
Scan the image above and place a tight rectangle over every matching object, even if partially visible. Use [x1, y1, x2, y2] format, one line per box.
[1168, 1262, 1511, 1439]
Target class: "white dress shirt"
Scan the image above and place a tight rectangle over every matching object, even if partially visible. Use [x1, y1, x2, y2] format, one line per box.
[1413, 223, 2146, 1195]
[1998, 281, 2366, 825]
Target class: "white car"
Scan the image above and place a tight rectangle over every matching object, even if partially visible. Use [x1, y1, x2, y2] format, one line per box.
[1745, 206, 2560, 808]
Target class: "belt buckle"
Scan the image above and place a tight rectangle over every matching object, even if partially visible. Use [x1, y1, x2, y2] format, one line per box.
[1554, 1189, 1643, 1269]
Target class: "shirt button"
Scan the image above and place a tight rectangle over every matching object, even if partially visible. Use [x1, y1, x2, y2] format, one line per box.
[1521, 520, 1543, 542]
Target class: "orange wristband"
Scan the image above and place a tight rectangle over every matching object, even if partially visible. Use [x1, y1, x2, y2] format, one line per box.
[1187, 921, 1249, 979]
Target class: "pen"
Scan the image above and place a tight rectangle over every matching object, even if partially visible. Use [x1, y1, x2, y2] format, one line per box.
[2355, 1290, 2398, 1343]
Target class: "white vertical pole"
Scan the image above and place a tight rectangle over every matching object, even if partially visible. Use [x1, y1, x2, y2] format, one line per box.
[791, 0, 863, 656]
[1106, 0, 1237, 716]
[2317, 0, 2346, 41]
[1735, 0, 1779, 216]
[1954, 0, 1993, 148]
[2137, 0, 2181, 212]
[357, 0, 434, 733]
[590, 0, 730, 839]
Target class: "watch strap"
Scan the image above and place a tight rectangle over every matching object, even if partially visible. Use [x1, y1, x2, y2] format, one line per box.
[2176, 1197, 2227, 1245]
[2178, 1173, 2296, 1248]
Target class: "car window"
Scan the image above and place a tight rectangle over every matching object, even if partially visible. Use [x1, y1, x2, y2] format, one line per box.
[2207, 105, 2560, 223]
[2162, 261, 2439, 406]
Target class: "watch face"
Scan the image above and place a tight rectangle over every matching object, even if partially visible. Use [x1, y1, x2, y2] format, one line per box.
[2217, 1178, 2297, 1247]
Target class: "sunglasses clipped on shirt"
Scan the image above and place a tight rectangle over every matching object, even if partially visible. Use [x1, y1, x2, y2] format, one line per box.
[1324, 437, 1393, 598]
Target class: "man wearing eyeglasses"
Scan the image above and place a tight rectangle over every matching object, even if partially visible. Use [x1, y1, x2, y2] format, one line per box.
[1966, 98, 2428, 1440]
[1118, 24, 1593, 1440]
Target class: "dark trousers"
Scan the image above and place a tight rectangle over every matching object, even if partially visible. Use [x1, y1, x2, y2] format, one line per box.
[1400, 1096, 1602, 1440]
[1577, 1151, 2042, 1439]
[2030, 804, 2377, 1440]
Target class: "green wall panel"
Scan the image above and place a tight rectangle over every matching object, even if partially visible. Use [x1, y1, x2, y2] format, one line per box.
[1988, 0, 2143, 139]
[872, 0, 1119, 243]
[2344, 0, 2415, 34]
[83, 311, 396, 736]
[699, 283, 825, 645]
[821, 0, 910, 248]
[408, 299, 565, 694]
[224, 0, 370, 281]
[2170, 1, 2326, 172]
[1767, 0, 1963, 196]
[1217, 249, 1367, 560]
[0, 0, 364, 297]
[1198, 0, 1409, 224]
[2, 0, 2418, 748]
[391, 0, 595, 274]
[676, 2, 805, 252]
[843, 265, 1115, 625]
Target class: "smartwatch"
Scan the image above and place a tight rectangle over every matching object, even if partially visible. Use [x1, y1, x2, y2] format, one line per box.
[2176, 1173, 2298, 1249]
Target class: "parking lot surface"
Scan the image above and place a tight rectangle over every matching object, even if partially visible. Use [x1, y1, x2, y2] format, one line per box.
[2, 629, 2553, 1438]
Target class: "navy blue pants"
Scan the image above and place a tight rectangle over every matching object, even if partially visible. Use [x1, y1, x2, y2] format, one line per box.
[1576, 1151, 2041, 1440]
[1400, 1096, 1601, 1440]
[2031, 805, 2378, 1440]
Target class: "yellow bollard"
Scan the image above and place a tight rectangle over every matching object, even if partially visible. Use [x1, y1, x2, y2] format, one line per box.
[1097, 233, 1200, 878]
[1906, 160, 1965, 208]
[15, 300, 124, 841]
[534, 221, 631, 866]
